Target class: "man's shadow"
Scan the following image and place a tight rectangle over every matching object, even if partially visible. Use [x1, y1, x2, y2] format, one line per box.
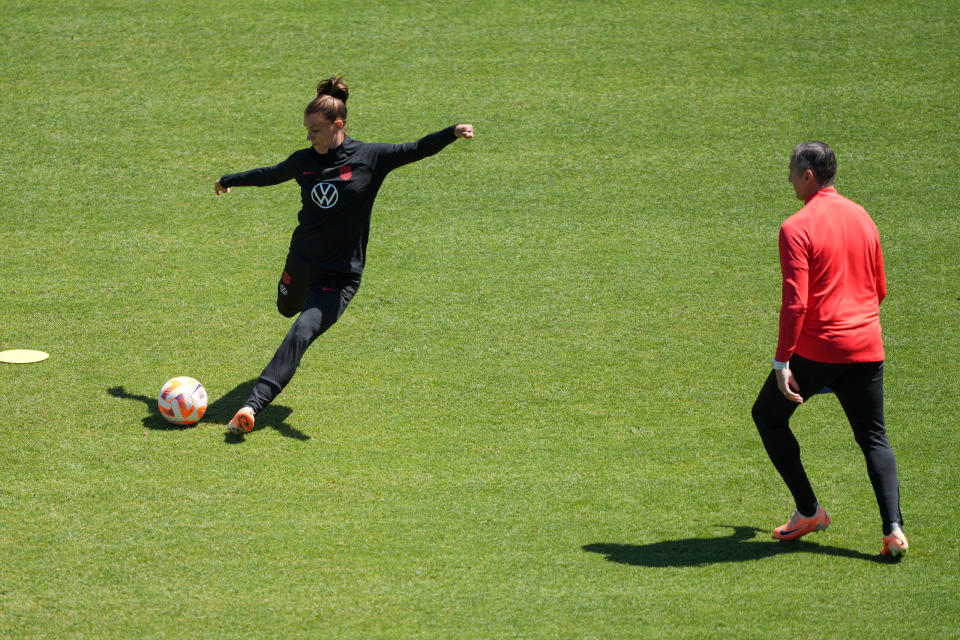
[583, 525, 886, 567]
[107, 379, 309, 442]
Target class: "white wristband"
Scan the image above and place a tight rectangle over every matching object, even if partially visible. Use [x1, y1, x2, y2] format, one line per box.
[772, 358, 788, 370]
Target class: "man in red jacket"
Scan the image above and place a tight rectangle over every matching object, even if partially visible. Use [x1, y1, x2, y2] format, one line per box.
[752, 142, 908, 557]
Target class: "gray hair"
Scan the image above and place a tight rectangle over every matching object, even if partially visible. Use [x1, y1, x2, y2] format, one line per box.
[791, 141, 837, 184]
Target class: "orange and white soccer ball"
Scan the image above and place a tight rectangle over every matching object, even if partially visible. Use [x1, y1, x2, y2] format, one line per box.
[158, 376, 208, 425]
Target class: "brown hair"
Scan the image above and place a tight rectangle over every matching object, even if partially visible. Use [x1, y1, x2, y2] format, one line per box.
[305, 75, 348, 122]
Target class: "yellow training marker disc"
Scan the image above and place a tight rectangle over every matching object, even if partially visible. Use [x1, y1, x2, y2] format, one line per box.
[0, 349, 50, 364]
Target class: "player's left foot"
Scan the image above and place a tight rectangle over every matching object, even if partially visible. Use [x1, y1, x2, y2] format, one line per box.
[226, 406, 255, 434]
[773, 505, 831, 541]
[881, 529, 908, 558]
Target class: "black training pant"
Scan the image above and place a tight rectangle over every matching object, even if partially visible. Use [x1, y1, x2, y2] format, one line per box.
[751, 354, 903, 534]
[245, 253, 358, 413]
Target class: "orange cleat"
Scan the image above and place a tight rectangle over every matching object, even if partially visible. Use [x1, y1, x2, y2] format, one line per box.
[881, 529, 909, 558]
[227, 406, 255, 435]
[773, 505, 831, 541]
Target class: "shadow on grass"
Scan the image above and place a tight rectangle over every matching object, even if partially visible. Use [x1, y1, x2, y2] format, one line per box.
[583, 525, 887, 567]
[107, 379, 309, 442]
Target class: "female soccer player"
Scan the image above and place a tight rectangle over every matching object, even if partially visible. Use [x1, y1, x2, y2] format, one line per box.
[214, 76, 474, 435]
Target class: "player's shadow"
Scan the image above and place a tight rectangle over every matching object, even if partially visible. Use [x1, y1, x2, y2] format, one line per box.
[107, 379, 309, 442]
[583, 525, 885, 567]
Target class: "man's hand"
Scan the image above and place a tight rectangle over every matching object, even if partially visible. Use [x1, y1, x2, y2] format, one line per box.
[775, 367, 804, 404]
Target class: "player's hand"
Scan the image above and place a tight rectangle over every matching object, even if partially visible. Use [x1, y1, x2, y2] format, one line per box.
[454, 123, 474, 139]
[775, 367, 803, 404]
[215, 179, 230, 196]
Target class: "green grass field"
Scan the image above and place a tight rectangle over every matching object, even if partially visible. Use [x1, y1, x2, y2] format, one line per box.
[2, 0, 959, 637]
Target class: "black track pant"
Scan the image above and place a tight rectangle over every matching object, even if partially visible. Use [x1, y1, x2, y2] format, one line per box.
[751, 354, 903, 535]
[245, 254, 358, 413]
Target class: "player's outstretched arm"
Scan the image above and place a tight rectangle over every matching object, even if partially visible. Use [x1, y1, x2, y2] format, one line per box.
[214, 178, 230, 196]
[454, 123, 474, 139]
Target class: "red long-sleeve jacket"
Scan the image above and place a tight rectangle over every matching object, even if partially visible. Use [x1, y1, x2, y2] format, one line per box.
[776, 187, 886, 364]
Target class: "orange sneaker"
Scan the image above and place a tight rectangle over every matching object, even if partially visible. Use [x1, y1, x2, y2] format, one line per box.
[881, 529, 908, 557]
[773, 505, 831, 541]
[227, 406, 255, 434]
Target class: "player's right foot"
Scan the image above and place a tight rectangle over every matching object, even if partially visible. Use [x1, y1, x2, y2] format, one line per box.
[226, 406, 255, 434]
[773, 505, 831, 541]
[881, 529, 908, 557]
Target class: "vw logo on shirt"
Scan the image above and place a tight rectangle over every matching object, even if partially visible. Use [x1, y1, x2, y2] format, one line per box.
[310, 182, 339, 209]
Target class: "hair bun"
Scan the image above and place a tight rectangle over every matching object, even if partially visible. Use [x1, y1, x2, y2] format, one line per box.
[316, 75, 349, 103]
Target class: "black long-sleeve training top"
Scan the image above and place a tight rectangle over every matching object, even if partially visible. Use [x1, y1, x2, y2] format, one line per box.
[219, 125, 458, 282]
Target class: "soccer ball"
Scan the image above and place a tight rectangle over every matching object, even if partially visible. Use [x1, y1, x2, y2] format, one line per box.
[158, 376, 208, 425]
